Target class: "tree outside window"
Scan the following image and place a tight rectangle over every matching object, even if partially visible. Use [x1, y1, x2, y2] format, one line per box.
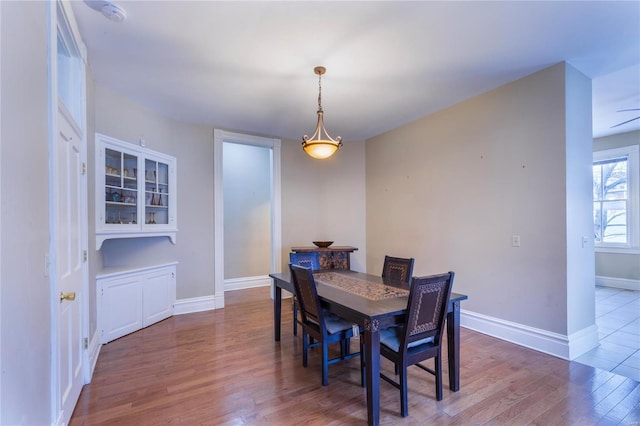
[593, 157, 628, 244]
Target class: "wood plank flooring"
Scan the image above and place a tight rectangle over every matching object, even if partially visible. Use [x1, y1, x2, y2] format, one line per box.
[70, 287, 640, 425]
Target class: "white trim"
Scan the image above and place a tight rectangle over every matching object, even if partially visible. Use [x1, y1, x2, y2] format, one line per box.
[595, 247, 640, 255]
[593, 144, 640, 250]
[87, 332, 101, 381]
[461, 310, 598, 360]
[213, 129, 282, 308]
[174, 295, 222, 315]
[0, 0, 3, 419]
[224, 275, 271, 292]
[596, 275, 640, 291]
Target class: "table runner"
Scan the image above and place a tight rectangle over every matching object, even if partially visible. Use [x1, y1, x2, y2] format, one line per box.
[314, 271, 409, 301]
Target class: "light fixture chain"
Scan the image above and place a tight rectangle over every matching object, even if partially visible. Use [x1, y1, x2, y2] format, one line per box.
[317, 72, 323, 112]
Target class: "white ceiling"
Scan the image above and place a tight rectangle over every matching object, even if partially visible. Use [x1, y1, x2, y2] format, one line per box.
[71, 1, 640, 142]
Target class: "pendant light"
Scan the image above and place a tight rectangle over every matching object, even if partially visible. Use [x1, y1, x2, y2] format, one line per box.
[302, 66, 342, 159]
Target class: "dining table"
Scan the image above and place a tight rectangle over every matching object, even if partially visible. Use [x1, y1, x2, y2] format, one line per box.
[270, 269, 468, 426]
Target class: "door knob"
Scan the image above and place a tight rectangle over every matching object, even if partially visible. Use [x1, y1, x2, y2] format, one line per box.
[59, 292, 76, 302]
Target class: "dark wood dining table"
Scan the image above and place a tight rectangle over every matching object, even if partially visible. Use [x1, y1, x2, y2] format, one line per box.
[270, 270, 468, 426]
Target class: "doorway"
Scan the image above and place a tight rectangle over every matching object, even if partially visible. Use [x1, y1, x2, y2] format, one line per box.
[213, 130, 281, 306]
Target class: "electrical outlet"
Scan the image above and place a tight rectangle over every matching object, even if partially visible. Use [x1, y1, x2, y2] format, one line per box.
[512, 235, 521, 247]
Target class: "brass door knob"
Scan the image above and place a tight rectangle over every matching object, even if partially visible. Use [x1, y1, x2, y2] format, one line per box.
[59, 292, 76, 302]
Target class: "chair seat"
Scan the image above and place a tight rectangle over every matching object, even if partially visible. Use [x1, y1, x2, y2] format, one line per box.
[309, 310, 356, 335]
[380, 326, 434, 352]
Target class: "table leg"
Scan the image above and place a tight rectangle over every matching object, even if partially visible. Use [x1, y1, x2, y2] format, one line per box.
[274, 282, 282, 342]
[446, 300, 461, 391]
[364, 322, 380, 426]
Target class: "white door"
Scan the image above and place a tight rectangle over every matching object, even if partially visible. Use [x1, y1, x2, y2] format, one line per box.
[52, 3, 88, 423]
[55, 110, 85, 423]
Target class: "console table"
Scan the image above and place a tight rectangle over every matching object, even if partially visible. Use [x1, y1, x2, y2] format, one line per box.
[290, 246, 358, 270]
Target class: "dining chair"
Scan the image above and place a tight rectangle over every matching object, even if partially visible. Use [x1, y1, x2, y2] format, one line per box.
[379, 271, 455, 417]
[289, 263, 361, 386]
[382, 255, 415, 284]
[289, 252, 321, 336]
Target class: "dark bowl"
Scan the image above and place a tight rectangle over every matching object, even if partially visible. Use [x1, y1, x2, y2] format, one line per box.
[313, 241, 334, 248]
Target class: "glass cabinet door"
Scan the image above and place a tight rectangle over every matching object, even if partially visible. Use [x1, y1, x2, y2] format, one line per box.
[105, 148, 139, 225]
[96, 133, 177, 249]
[144, 158, 170, 226]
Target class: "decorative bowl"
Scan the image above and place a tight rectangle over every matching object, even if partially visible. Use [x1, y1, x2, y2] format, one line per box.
[313, 241, 333, 248]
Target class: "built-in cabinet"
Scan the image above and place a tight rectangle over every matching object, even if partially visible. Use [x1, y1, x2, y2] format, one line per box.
[96, 133, 177, 249]
[97, 263, 177, 344]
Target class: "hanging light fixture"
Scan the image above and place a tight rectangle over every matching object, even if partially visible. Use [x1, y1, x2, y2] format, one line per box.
[302, 66, 342, 159]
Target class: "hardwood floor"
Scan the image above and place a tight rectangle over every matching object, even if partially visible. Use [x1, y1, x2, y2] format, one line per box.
[71, 287, 640, 425]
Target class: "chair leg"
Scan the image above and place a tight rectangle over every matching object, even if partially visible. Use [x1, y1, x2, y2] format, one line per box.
[322, 342, 329, 386]
[293, 302, 298, 336]
[435, 354, 443, 401]
[302, 331, 309, 367]
[399, 365, 408, 417]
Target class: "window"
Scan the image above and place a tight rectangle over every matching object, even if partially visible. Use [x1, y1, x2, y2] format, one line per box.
[593, 145, 639, 251]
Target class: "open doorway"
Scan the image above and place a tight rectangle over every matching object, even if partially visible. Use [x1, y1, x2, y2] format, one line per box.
[213, 130, 281, 306]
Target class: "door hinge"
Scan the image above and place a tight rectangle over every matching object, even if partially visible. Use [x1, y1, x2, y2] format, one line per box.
[83, 250, 88, 262]
[83, 338, 88, 349]
[81, 162, 87, 175]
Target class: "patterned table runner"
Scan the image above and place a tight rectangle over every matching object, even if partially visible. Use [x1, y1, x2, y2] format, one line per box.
[315, 272, 409, 301]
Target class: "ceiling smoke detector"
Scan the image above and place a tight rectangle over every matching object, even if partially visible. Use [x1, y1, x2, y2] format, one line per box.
[84, 1, 127, 22]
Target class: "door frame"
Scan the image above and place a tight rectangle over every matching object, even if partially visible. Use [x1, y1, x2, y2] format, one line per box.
[48, 1, 89, 424]
[213, 130, 281, 307]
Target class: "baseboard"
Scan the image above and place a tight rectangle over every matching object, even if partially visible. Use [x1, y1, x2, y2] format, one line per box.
[85, 331, 101, 383]
[173, 276, 270, 315]
[174, 293, 224, 315]
[224, 275, 271, 291]
[596, 275, 640, 291]
[461, 310, 598, 360]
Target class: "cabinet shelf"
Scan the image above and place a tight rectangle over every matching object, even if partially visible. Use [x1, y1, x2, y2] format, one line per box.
[96, 133, 177, 249]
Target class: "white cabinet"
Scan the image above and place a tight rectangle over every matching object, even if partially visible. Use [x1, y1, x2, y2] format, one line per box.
[97, 263, 177, 344]
[96, 133, 177, 249]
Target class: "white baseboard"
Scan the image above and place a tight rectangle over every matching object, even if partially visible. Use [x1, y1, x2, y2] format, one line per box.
[461, 310, 598, 360]
[85, 331, 101, 384]
[596, 275, 640, 291]
[173, 276, 270, 315]
[224, 275, 271, 291]
[174, 293, 224, 315]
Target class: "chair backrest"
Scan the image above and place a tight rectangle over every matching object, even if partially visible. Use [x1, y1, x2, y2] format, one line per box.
[402, 272, 454, 349]
[289, 264, 324, 330]
[382, 256, 415, 284]
[290, 252, 321, 271]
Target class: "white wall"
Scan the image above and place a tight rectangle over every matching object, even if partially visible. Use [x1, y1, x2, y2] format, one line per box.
[0, 1, 52, 423]
[365, 63, 596, 358]
[223, 142, 271, 278]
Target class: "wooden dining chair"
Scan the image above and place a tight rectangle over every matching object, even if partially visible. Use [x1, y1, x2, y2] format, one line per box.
[379, 271, 455, 417]
[382, 255, 415, 284]
[289, 264, 361, 386]
[289, 252, 321, 336]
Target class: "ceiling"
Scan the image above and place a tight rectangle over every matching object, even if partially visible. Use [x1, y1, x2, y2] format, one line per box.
[71, 1, 640, 143]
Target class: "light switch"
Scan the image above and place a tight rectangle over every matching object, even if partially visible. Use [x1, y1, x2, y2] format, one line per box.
[582, 236, 589, 248]
[512, 235, 521, 247]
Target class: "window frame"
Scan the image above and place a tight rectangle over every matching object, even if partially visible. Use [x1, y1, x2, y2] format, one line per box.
[593, 144, 639, 253]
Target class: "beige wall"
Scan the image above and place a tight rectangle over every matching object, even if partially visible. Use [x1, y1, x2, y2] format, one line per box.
[0, 1, 52, 423]
[281, 137, 367, 272]
[366, 63, 594, 337]
[593, 130, 640, 281]
[93, 86, 215, 300]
